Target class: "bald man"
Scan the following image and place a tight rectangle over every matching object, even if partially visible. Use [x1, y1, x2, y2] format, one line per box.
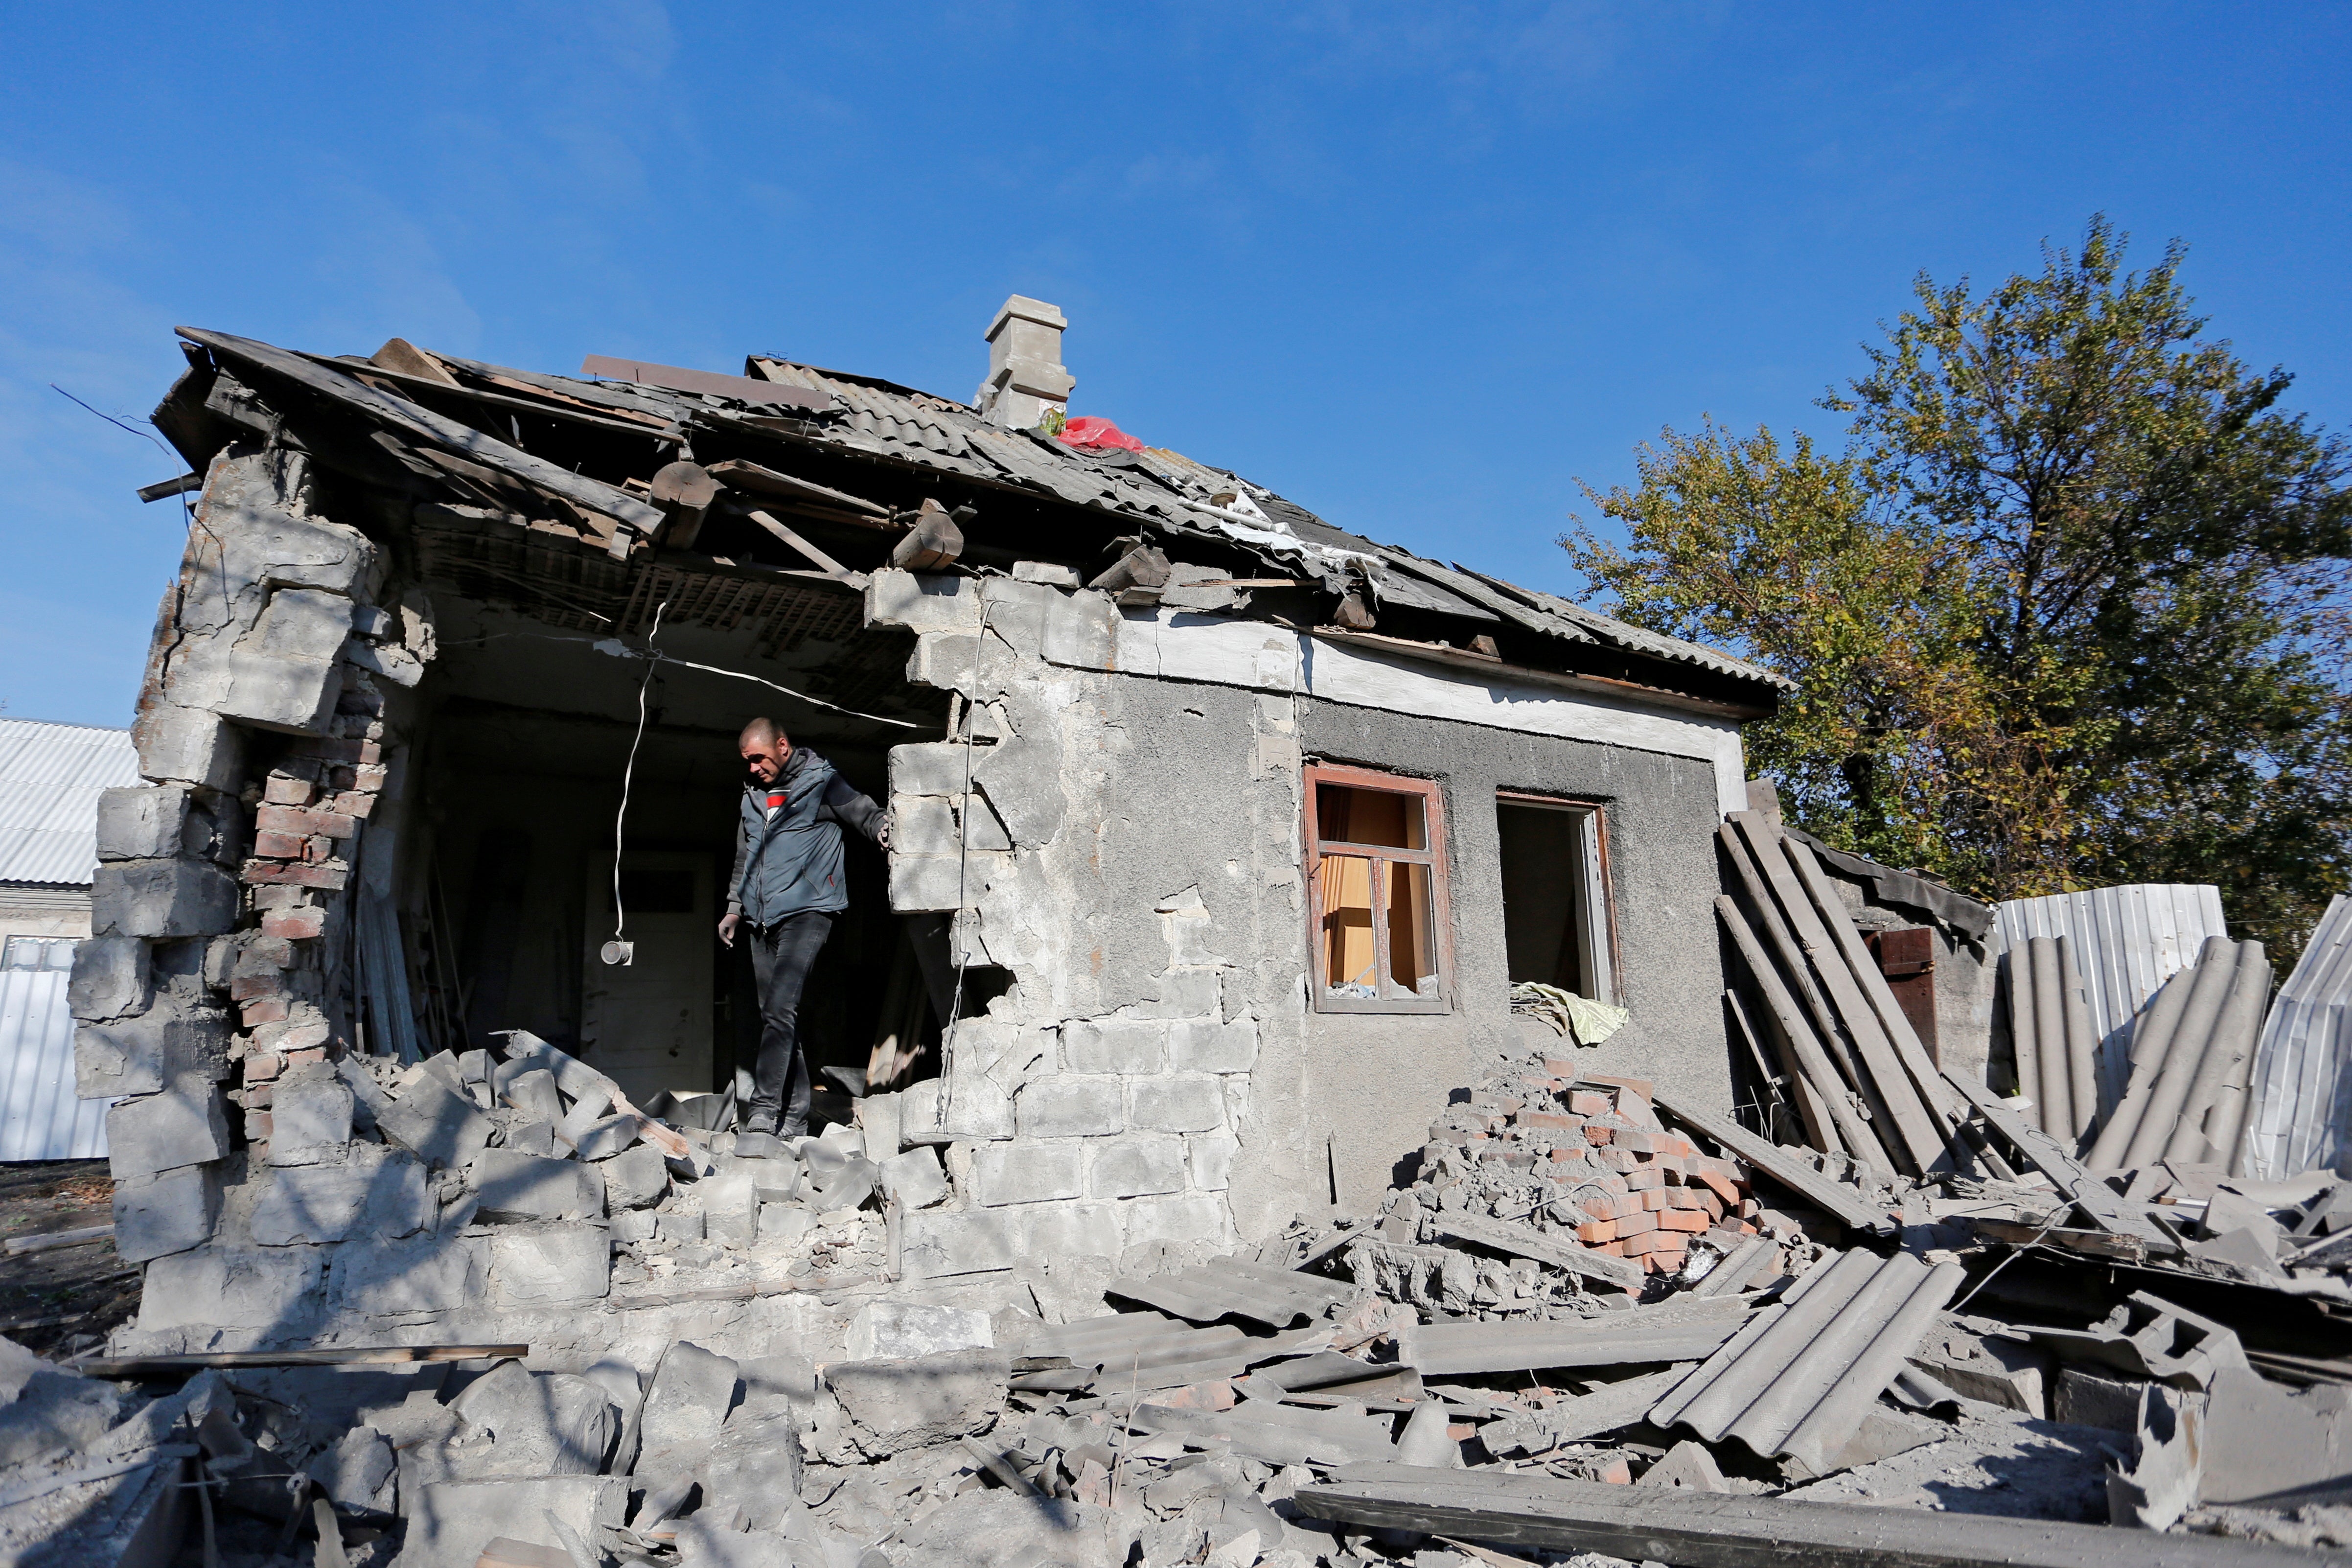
[720, 717, 889, 1138]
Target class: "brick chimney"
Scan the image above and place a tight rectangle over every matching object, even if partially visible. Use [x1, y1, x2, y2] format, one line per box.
[975, 295, 1072, 429]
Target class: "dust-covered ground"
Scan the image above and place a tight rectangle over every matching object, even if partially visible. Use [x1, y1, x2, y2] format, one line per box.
[0, 1161, 138, 1360]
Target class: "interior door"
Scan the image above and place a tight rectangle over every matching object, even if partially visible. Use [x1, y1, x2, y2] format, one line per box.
[581, 851, 714, 1107]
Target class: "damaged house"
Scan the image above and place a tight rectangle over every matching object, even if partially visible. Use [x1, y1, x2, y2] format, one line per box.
[81, 298, 1783, 1348]
[21, 300, 2352, 1568]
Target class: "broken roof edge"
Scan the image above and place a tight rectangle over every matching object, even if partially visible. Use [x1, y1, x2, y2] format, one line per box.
[168, 323, 1787, 712]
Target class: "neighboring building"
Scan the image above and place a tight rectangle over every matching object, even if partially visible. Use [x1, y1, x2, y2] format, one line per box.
[0, 717, 139, 1159]
[84, 301, 1788, 1352]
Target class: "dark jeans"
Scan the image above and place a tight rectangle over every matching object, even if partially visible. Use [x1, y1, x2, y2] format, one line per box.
[747, 911, 833, 1135]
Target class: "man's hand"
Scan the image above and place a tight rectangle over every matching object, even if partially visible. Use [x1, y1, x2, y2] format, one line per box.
[877, 819, 892, 851]
[718, 910, 740, 948]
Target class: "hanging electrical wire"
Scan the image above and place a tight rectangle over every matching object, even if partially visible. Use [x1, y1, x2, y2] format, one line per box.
[602, 600, 669, 967]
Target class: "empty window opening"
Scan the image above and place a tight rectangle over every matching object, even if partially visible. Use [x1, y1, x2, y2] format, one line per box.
[1305, 765, 1451, 1013]
[1495, 793, 1617, 1004]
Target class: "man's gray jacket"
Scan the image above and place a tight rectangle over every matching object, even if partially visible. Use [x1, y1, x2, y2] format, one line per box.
[727, 748, 885, 925]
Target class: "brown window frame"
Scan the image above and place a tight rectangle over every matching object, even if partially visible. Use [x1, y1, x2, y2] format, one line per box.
[1304, 762, 1454, 1015]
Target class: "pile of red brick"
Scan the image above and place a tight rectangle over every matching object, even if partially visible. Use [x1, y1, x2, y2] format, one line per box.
[223, 672, 390, 1154]
[1429, 1062, 1764, 1278]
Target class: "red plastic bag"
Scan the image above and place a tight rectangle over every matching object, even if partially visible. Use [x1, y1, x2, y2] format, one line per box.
[1057, 415, 1144, 452]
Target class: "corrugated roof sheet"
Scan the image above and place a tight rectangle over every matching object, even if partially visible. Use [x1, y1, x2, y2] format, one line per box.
[0, 719, 139, 887]
[1995, 885, 2229, 1115]
[1646, 1248, 1963, 1476]
[0, 951, 110, 1160]
[2245, 894, 2352, 1181]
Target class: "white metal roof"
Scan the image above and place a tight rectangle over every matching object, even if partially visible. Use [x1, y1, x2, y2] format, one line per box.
[0, 717, 141, 887]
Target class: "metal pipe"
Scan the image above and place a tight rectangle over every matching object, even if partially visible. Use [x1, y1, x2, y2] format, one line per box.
[2084, 960, 2199, 1170]
[2122, 938, 2246, 1170]
[2030, 937, 2074, 1138]
[2163, 942, 2270, 1164]
[2058, 934, 2101, 1145]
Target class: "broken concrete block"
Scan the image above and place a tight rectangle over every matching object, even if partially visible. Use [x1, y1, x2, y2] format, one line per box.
[700, 1400, 806, 1533]
[68, 936, 151, 1021]
[757, 1203, 812, 1250]
[1123, 1195, 1226, 1249]
[373, 1068, 494, 1169]
[637, 1341, 739, 1478]
[847, 1302, 996, 1361]
[1061, 1018, 1167, 1074]
[656, 1211, 704, 1244]
[132, 702, 245, 792]
[2108, 1382, 2202, 1530]
[491, 1227, 611, 1305]
[1188, 1131, 1239, 1193]
[449, 1361, 616, 1476]
[572, 1111, 641, 1160]
[0, 1366, 126, 1468]
[329, 1233, 486, 1318]
[95, 785, 193, 862]
[216, 585, 354, 733]
[502, 1119, 556, 1157]
[888, 740, 982, 798]
[75, 998, 227, 1100]
[268, 1065, 354, 1161]
[1089, 1134, 1187, 1200]
[305, 1425, 395, 1512]
[902, 1208, 1024, 1279]
[106, 1074, 229, 1178]
[251, 1146, 431, 1245]
[2053, 1363, 2145, 1432]
[138, 1245, 326, 1335]
[1638, 1439, 1730, 1492]
[403, 1476, 626, 1568]
[827, 1348, 1011, 1457]
[91, 857, 240, 939]
[111, 1162, 222, 1263]
[1909, 1324, 2052, 1417]
[972, 1140, 1084, 1206]
[881, 1146, 949, 1209]
[899, 1072, 1014, 1143]
[972, 732, 1064, 850]
[470, 1149, 605, 1221]
[1040, 588, 1117, 670]
[1015, 1077, 1123, 1139]
[867, 569, 982, 636]
[1026, 1198, 1125, 1261]
[602, 1142, 669, 1209]
[890, 851, 1014, 912]
[670, 1516, 779, 1568]
[1168, 1016, 1258, 1074]
[1129, 1074, 1225, 1133]
[891, 1490, 1123, 1568]
[500, 1067, 563, 1124]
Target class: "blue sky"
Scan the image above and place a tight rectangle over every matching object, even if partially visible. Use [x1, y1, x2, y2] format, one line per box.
[3, 3, 2346, 727]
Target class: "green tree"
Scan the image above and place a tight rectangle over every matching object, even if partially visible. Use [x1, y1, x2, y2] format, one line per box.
[1567, 218, 2352, 951]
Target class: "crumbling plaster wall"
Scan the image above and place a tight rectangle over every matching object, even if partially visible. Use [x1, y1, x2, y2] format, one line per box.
[1293, 700, 1735, 1212]
[868, 568, 1744, 1281]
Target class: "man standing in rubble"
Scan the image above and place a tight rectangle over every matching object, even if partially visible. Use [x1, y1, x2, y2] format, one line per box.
[718, 716, 889, 1139]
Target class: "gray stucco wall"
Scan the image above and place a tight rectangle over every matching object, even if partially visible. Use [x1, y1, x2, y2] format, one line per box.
[1293, 699, 1735, 1211]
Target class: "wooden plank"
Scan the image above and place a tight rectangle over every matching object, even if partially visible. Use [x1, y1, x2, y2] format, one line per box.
[1729, 813, 1949, 1175]
[703, 458, 893, 520]
[180, 327, 669, 540]
[1942, 1072, 2171, 1247]
[1427, 1210, 1644, 1291]
[740, 507, 866, 587]
[1649, 1083, 1895, 1236]
[1714, 898, 1890, 1174]
[580, 353, 832, 412]
[1294, 1466, 2341, 1567]
[319, 351, 683, 441]
[1972, 1218, 2148, 1263]
[81, 1345, 527, 1378]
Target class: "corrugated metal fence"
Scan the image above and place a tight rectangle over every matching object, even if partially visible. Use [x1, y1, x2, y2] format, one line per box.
[0, 936, 108, 1160]
[1995, 884, 2229, 1113]
[2245, 895, 2352, 1182]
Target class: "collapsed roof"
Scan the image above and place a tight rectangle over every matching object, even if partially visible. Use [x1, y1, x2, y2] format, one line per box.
[150, 321, 1788, 725]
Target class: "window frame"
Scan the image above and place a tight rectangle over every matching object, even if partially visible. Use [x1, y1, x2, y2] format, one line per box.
[1303, 762, 1455, 1015]
[1495, 789, 1622, 1005]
